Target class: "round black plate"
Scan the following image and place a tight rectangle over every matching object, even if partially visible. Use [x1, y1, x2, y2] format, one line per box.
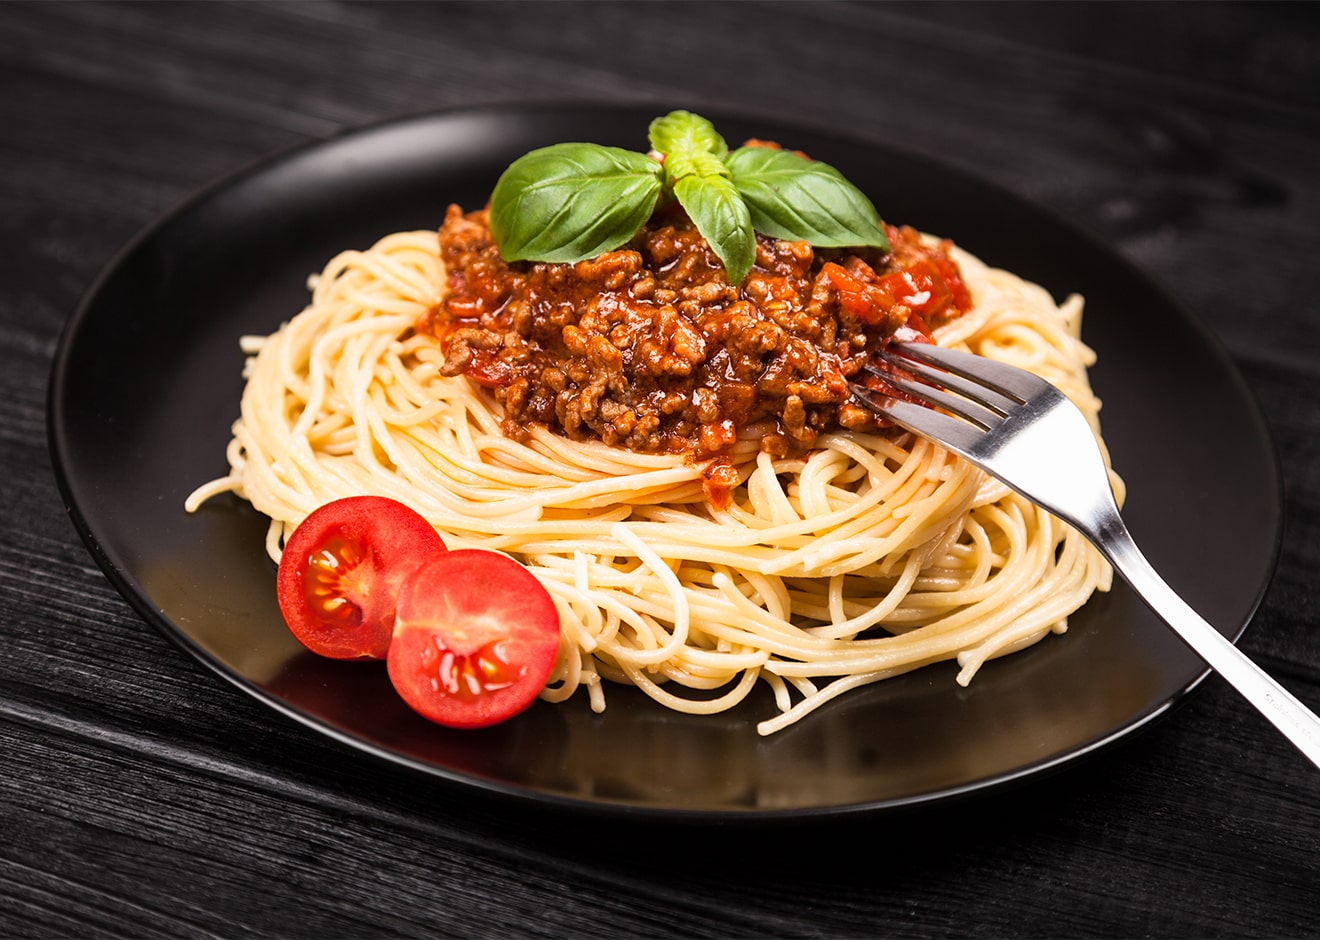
[48, 104, 1281, 819]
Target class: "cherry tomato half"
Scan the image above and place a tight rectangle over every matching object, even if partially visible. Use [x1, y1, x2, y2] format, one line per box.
[388, 549, 562, 729]
[276, 496, 446, 660]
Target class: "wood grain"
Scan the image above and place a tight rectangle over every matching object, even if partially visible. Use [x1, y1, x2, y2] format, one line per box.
[3, 2, 1318, 936]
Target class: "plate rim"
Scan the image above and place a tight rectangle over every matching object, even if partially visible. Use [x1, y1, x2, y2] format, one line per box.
[46, 101, 1284, 821]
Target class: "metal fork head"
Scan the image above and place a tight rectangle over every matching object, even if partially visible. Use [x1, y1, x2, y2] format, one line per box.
[850, 341, 1118, 534]
[856, 349, 1320, 770]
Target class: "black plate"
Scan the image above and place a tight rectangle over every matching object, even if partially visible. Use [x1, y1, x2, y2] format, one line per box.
[48, 104, 1282, 819]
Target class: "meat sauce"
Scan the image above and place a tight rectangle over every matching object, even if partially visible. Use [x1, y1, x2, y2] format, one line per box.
[421, 202, 972, 487]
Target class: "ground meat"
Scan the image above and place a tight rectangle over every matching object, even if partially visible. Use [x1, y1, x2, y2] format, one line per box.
[420, 202, 972, 460]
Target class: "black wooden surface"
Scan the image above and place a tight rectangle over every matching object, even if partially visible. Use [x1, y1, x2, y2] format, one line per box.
[5, 2, 1320, 936]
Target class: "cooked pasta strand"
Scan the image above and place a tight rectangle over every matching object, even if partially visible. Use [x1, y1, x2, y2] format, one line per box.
[187, 230, 1120, 734]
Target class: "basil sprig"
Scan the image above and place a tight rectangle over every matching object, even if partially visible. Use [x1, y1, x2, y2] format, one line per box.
[488, 110, 889, 285]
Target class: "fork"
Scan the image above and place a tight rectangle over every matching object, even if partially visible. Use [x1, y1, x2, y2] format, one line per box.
[851, 341, 1320, 771]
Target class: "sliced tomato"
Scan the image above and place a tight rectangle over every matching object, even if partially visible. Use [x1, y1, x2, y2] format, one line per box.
[388, 549, 561, 729]
[276, 496, 446, 660]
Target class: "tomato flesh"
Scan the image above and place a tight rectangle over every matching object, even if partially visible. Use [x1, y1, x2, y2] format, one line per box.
[822, 256, 964, 332]
[276, 496, 446, 660]
[388, 549, 561, 729]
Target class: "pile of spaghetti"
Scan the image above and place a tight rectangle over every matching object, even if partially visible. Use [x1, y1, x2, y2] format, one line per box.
[187, 213, 1120, 735]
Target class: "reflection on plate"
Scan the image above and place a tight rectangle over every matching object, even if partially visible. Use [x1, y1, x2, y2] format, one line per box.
[48, 104, 1281, 818]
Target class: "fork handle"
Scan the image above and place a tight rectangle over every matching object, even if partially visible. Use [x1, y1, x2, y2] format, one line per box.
[1097, 516, 1320, 770]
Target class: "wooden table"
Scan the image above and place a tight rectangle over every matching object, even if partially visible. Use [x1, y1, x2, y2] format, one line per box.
[5, 3, 1318, 935]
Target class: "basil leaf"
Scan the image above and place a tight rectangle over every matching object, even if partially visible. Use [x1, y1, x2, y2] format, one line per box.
[663, 150, 731, 186]
[726, 146, 889, 251]
[674, 173, 756, 285]
[489, 142, 663, 263]
[648, 110, 728, 161]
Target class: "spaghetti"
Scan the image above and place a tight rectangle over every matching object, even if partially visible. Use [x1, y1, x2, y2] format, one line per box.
[187, 227, 1121, 735]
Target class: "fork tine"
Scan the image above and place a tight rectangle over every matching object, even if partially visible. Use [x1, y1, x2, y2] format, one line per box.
[873, 351, 1018, 417]
[857, 344, 1320, 770]
[863, 364, 1002, 430]
[851, 386, 986, 457]
[887, 342, 1049, 403]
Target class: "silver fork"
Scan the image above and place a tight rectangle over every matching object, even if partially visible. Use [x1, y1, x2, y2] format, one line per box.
[852, 341, 1320, 770]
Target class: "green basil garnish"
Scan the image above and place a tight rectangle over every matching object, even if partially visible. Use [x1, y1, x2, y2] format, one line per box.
[725, 145, 887, 249]
[489, 143, 663, 263]
[673, 172, 756, 285]
[648, 109, 728, 162]
[488, 110, 889, 284]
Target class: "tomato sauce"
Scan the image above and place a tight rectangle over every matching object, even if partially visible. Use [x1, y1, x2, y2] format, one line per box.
[421, 204, 971, 466]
